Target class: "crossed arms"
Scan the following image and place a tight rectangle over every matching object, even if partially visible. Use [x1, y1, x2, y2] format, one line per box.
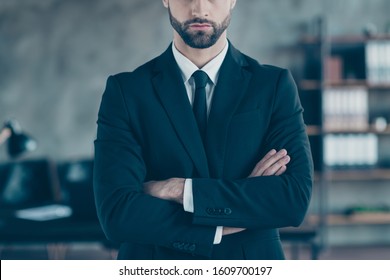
[144, 148, 290, 236]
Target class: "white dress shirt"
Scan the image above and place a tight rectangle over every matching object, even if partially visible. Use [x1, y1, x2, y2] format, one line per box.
[172, 40, 229, 244]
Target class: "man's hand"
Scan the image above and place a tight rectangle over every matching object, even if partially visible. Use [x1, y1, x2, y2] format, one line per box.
[143, 178, 185, 204]
[223, 227, 246, 236]
[249, 149, 290, 177]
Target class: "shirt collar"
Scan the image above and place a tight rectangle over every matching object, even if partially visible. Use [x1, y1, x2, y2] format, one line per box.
[172, 39, 229, 85]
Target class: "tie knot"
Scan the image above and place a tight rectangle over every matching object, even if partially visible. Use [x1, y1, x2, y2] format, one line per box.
[192, 70, 209, 89]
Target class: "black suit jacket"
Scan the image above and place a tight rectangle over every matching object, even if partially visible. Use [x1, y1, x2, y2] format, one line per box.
[93, 43, 313, 259]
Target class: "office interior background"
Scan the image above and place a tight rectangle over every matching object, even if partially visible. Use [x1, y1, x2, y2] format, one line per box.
[1, 0, 390, 259]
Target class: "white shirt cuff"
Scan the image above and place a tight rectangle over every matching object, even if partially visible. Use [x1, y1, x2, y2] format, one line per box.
[214, 226, 223, 244]
[183, 179, 194, 213]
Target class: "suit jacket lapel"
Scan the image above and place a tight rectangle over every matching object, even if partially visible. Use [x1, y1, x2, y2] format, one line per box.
[205, 44, 252, 178]
[152, 46, 210, 178]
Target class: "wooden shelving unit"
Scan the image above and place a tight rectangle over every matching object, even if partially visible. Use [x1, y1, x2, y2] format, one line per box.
[308, 213, 390, 226]
[306, 125, 322, 136]
[307, 124, 390, 135]
[300, 80, 390, 90]
[324, 127, 390, 135]
[297, 18, 390, 247]
[323, 168, 390, 181]
[300, 34, 390, 45]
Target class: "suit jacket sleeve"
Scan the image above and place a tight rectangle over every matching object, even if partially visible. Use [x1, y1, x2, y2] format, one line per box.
[93, 76, 216, 257]
[191, 69, 314, 229]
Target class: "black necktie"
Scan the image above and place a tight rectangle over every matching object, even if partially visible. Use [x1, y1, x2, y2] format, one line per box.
[192, 70, 209, 142]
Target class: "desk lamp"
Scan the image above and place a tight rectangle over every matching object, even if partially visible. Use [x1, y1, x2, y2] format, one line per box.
[0, 119, 37, 158]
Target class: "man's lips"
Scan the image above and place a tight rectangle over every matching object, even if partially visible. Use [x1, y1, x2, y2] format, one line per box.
[189, 23, 212, 30]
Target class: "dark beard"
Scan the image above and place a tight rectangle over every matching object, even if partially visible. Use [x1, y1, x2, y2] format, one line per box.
[168, 8, 231, 49]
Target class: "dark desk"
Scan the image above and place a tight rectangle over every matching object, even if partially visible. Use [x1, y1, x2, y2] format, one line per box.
[0, 207, 112, 259]
[0, 207, 105, 243]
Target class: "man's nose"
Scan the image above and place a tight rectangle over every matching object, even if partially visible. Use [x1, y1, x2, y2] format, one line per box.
[191, 0, 209, 18]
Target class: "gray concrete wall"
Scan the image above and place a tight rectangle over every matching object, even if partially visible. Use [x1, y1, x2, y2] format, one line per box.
[1, 0, 390, 160]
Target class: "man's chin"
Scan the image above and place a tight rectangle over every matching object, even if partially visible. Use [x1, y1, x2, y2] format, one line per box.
[182, 33, 214, 47]
[187, 39, 215, 49]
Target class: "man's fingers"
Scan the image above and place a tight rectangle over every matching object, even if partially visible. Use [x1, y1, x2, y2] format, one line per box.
[262, 155, 290, 176]
[250, 149, 277, 177]
[275, 165, 287, 176]
[257, 149, 277, 165]
[251, 149, 288, 177]
[261, 149, 287, 171]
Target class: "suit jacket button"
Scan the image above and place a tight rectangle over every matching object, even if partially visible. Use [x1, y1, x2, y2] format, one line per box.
[224, 208, 232, 215]
[189, 244, 196, 252]
[217, 208, 223, 215]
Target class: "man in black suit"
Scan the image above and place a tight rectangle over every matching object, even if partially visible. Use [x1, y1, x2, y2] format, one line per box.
[93, 0, 313, 259]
